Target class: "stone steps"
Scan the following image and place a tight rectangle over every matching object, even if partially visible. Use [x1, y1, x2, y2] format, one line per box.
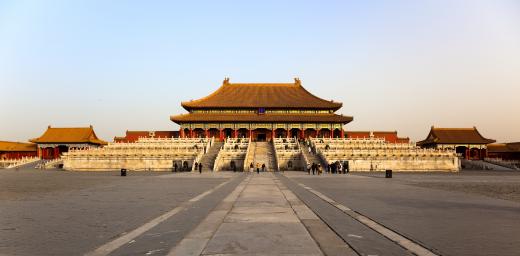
[252, 142, 277, 171]
[198, 141, 224, 171]
[300, 142, 326, 167]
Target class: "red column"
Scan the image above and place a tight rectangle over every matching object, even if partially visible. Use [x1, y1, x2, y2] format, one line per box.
[205, 129, 209, 138]
[287, 129, 290, 138]
[330, 130, 333, 139]
[249, 129, 253, 139]
[234, 129, 238, 138]
[300, 129, 304, 139]
[179, 129, 184, 138]
[37, 147, 41, 158]
[465, 148, 470, 160]
[219, 129, 223, 141]
[340, 129, 345, 139]
[317, 129, 321, 138]
[54, 147, 59, 159]
[272, 129, 275, 140]
[189, 128, 193, 138]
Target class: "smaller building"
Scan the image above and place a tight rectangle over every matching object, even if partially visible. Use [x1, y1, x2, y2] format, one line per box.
[417, 126, 495, 160]
[30, 126, 107, 159]
[347, 131, 410, 143]
[487, 142, 520, 160]
[0, 141, 37, 160]
[114, 130, 179, 143]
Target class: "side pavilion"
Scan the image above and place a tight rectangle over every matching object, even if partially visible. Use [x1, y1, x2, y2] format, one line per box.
[30, 126, 107, 159]
[417, 126, 495, 160]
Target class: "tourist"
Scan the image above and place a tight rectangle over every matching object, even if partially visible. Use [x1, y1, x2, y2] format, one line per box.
[173, 161, 178, 172]
[307, 164, 311, 175]
[338, 162, 343, 174]
[199, 163, 203, 173]
[195, 162, 198, 171]
[249, 162, 254, 173]
[256, 163, 260, 174]
[317, 164, 322, 175]
[311, 162, 316, 175]
[308, 146, 312, 155]
[261, 163, 266, 172]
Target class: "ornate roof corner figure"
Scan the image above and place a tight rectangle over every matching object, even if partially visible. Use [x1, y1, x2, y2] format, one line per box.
[223, 77, 230, 85]
[294, 77, 301, 86]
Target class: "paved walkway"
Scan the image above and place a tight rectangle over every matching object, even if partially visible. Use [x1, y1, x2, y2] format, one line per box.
[169, 173, 352, 255]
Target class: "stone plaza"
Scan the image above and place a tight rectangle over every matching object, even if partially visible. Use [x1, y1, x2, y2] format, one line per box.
[1, 167, 520, 256]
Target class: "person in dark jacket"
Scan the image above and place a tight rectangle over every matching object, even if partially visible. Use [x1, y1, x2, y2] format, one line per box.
[199, 163, 203, 173]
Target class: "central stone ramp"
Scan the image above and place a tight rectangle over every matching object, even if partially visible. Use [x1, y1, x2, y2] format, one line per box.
[198, 174, 323, 255]
[252, 142, 278, 171]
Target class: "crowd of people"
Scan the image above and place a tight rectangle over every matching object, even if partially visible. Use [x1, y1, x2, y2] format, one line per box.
[307, 161, 350, 175]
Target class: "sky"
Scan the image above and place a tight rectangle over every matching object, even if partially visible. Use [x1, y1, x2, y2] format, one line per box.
[1, 0, 519, 143]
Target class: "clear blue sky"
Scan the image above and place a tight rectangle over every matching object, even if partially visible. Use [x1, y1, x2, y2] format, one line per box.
[1, 0, 519, 142]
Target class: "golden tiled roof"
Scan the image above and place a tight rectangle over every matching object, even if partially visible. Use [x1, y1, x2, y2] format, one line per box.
[170, 113, 353, 123]
[417, 127, 495, 145]
[181, 78, 343, 110]
[30, 126, 107, 145]
[0, 141, 37, 152]
[487, 142, 520, 153]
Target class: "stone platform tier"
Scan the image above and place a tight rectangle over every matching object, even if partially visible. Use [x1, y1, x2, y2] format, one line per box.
[62, 138, 211, 171]
[312, 137, 460, 171]
[213, 138, 249, 172]
[273, 138, 305, 171]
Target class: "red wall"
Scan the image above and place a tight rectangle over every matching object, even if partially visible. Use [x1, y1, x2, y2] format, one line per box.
[0, 151, 37, 160]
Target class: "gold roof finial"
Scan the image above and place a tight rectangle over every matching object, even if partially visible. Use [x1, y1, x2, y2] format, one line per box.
[223, 77, 230, 85]
[294, 77, 301, 86]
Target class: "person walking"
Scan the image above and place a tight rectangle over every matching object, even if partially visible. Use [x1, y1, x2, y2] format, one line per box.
[173, 161, 177, 172]
[249, 162, 254, 173]
[311, 162, 316, 175]
[194, 162, 198, 172]
[256, 163, 260, 174]
[261, 163, 266, 172]
[199, 163, 203, 173]
[307, 164, 311, 175]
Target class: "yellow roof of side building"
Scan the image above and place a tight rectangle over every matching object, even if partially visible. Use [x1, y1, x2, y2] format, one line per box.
[0, 141, 37, 152]
[30, 126, 107, 145]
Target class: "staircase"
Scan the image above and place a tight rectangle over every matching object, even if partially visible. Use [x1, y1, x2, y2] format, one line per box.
[300, 142, 326, 167]
[199, 141, 223, 171]
[252, 142, 278, 171]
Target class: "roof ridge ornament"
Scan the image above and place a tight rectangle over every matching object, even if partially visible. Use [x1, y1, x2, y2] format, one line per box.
[294, 77, 301, 86]
[223, 77, 230, 85]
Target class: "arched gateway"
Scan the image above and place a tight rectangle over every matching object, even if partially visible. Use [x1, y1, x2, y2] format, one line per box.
[171, 78, 353, 141]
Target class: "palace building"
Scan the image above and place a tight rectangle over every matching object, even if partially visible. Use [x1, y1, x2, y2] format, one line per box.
[417, 127, 495, 160]
[0, 141, 37, 160]
[31, 126, 107, 159]
[170, 78, 353, 141]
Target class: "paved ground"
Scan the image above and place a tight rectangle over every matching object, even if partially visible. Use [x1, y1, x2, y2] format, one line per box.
[0, 169, 235, 256]
[2, 168, 520, 256]
[284, 170, 520, 256]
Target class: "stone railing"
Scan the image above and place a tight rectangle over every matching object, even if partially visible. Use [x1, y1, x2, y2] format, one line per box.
[192, 137, 214, 172]
[0, 157, 40, 169]
[243, 138, 254, 171]
[273, 137, 304, 171]
[62, 138, 207, 171]
[214, 137, 248, 172]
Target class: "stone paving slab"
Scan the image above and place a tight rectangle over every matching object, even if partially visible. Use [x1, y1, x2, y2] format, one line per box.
[199, 174, 324, 255]
[202, 222, 322, 255]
